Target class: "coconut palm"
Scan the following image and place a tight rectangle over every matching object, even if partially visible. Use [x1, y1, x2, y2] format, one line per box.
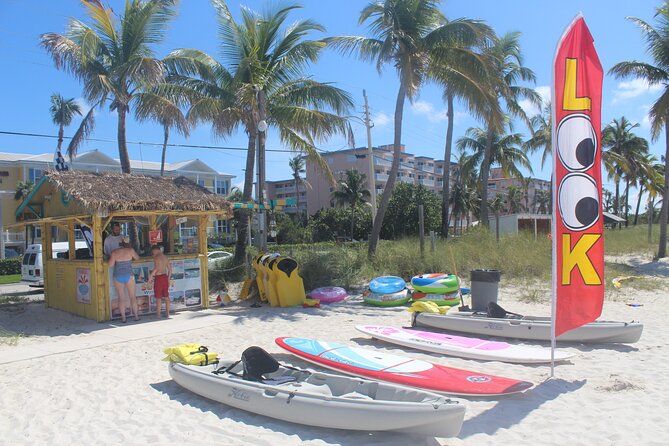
[488, 193, 505, 242]
[49, 93, 96, 167]
[165, 1, 353, 261]
[40, 0, 178, 173]
[288, 156, 310, 223]
[609, 2, 669, 256]
[427, 20, 496, 238]
[457, 126, 533, 206]
[134, 85, 190, 176]
[534, 189, 551, 214]
[478, 32, 539, 226]
[505, 185, 523, 214]
[326, 0, 493, 257]
[524, 101, 552, 169]
[601, 117, 649, 226]
[633, 154, 663, 225]
[449, 148, 479, 233]
[331, 169, 372, 239]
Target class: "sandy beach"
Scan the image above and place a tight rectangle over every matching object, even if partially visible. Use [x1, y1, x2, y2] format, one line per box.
[1, 270, 667, 446]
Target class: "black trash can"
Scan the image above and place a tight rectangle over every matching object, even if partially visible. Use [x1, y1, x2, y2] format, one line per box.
[470, 269, 501, 311]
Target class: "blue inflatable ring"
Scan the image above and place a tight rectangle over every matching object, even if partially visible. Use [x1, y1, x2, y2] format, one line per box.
[369, 276, 406, 294]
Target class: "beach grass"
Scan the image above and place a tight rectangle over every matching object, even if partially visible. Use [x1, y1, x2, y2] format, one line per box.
[604, 224, 661, 256]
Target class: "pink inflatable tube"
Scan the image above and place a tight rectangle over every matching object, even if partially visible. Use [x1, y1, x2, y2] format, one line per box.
[309, 287, 348, 303]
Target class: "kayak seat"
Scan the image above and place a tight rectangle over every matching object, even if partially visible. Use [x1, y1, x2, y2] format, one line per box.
[262, 375, 298, 385]
[486, 302, 523, 319]
[242, 346, 280, 382]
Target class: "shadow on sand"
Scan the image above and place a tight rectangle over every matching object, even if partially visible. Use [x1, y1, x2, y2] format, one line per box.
[458, 378, 586, 438]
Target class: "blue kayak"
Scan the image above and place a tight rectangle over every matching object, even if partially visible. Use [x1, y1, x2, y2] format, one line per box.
[369, 276, 406, 294]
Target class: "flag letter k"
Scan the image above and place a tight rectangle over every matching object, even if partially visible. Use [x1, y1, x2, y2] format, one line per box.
[562, 233, 601, 285]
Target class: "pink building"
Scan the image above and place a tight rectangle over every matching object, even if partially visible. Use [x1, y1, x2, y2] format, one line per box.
[265, 179, 308, 215]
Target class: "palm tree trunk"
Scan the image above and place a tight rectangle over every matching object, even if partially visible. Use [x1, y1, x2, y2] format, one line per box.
[440, 93, 454, 238]
[294, 176, 300, 222]
[479, 129, 494, 227]
[614, 178, 620, 229]
[57, 124, 64, 152]
[117, 106, 131, 174]
[648, 195, 653, 245]
[634, 184, 644, 226]
[624, 178, 630, 227]
[658, 120, 669, 258]
[160, 125, 169, 176]
[234, 132, 257, 263]
[368, 83, 406, 258]
[495, 211, 500, 242]
[350, 203, 356, 240]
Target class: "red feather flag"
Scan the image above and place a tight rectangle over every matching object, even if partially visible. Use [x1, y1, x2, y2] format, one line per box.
[552, 16, 604, 337]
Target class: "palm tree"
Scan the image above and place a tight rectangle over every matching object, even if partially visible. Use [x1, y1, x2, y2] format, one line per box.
[166, 2, 353, 261]
[331, 169, 372, 239]
[478, 32, 539, 227]
[326, 0, 493, 258]
[457, 126, 533, 216]
[288, 156, 310, 223]
[49, 93, 95, 167]
[524, 101, 553, 169]
[534, 189, 551, 214]
[633, 154, 663, 225]
[601, 117, 649, 226]
[505, 185, 523, 214]
[609, 2, 669, 256]
[40, 0, 178, 173]
[449, 148, 479, 233]
[134, 86, 190, 176]
[488, 193, 505, 242]
[14, 181, 34, 201]
[427, 19, 496, 239]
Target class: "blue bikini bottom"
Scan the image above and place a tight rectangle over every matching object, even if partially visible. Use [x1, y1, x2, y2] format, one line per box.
[115, 275, 132, 284]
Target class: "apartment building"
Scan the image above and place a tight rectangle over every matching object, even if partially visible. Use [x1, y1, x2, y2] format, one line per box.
[487, 167, 551, 213]
[265, 179, 308, 215]
[1, 150, 235, 254]
[303, 144, 455, 215]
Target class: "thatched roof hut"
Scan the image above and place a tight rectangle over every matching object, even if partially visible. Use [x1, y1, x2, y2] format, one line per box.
[17, 170, 233, 219]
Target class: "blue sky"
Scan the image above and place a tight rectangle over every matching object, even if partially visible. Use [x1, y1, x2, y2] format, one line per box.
[0, 0, 664, 196]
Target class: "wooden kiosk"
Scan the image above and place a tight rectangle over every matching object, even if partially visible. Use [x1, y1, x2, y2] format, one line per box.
[15, 171, 233, 322]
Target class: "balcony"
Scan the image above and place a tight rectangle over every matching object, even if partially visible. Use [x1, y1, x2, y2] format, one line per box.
[2, 231, 25, 244]
[375, 173, 389, 182]
[419, 179, 435, 187]
[399, 177, 415, 184]
[374, 158, 392, 167]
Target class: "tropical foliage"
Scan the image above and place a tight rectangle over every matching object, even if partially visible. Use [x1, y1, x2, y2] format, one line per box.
[331, 169, 372, 239]
[381, 183, 442, 239]
[49, 93, 95, 163]
[41, 0, 178, 172]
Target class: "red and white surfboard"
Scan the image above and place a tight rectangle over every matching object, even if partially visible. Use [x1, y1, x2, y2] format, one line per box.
[276, 337, 533, 396]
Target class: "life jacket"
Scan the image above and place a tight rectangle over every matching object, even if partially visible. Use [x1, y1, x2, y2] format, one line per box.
[163, 344, 219, 365]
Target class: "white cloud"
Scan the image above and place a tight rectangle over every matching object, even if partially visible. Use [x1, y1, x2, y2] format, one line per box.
[411, 100, 448, 123]
[372, 111, 391, 127]
[519, 85, 551, 117]
[612, 79, 663, 103]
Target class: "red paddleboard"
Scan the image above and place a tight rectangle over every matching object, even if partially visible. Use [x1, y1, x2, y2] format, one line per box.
[276, 337, 533, 396]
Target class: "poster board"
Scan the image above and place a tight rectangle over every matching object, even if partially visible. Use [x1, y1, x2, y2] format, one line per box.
[109, 258, 202, 319]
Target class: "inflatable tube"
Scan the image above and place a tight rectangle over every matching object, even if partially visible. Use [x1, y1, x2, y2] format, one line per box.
[411, 274, 459, 294]
[369, 276, 406, 294]
[310, 287, 348, 303]
[411, 291, 461, 306]
[364, 289, 410, 307]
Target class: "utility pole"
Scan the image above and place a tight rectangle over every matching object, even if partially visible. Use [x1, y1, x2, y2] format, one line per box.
[363, 89, 376, 225]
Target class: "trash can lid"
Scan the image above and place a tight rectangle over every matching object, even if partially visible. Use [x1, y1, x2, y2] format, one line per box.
[470, 269, 501, 282]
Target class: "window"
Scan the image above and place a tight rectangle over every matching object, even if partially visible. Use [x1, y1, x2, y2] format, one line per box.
[197, 179, 205, 187]
[215, 179, 228, 195]
[29, 168, 44, 183]
[215, 220, 229, 234]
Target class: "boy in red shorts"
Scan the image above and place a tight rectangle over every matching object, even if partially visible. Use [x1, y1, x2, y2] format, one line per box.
[149, 245, 172, 318]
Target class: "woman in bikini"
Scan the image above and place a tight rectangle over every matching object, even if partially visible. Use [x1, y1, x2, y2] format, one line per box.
[108, 240, 141, 322]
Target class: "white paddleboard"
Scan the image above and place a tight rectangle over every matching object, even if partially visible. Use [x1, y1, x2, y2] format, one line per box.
[356, 325, 573, 364]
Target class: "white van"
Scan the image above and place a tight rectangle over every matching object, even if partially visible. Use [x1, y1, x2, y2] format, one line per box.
[21, 241, 88, 286]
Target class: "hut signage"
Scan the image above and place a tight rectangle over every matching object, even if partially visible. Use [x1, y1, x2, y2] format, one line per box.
[76, 268, 91, 304]
[149, 230, 163, 244]
[109, 259, 202, 318]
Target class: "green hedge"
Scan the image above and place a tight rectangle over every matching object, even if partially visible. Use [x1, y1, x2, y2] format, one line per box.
[0, 259, 21, 275]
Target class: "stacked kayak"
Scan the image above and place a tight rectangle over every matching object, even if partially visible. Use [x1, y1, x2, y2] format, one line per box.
[411, 273, 461, 306]
[276, 337, 533, 396]
[364, 276, 410, 306]
[413, 310, 643, 343]
[169, 357, 465, 437]
[356, 325, 573, 364]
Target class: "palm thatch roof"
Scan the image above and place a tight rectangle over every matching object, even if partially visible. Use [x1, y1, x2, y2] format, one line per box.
[43, 170, 233, 215]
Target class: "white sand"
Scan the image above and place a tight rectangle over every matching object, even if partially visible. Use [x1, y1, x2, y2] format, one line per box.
[0, 275, 667, 446]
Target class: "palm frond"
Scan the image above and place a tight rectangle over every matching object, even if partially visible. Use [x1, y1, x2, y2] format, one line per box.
[66, 105, 96, 159]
